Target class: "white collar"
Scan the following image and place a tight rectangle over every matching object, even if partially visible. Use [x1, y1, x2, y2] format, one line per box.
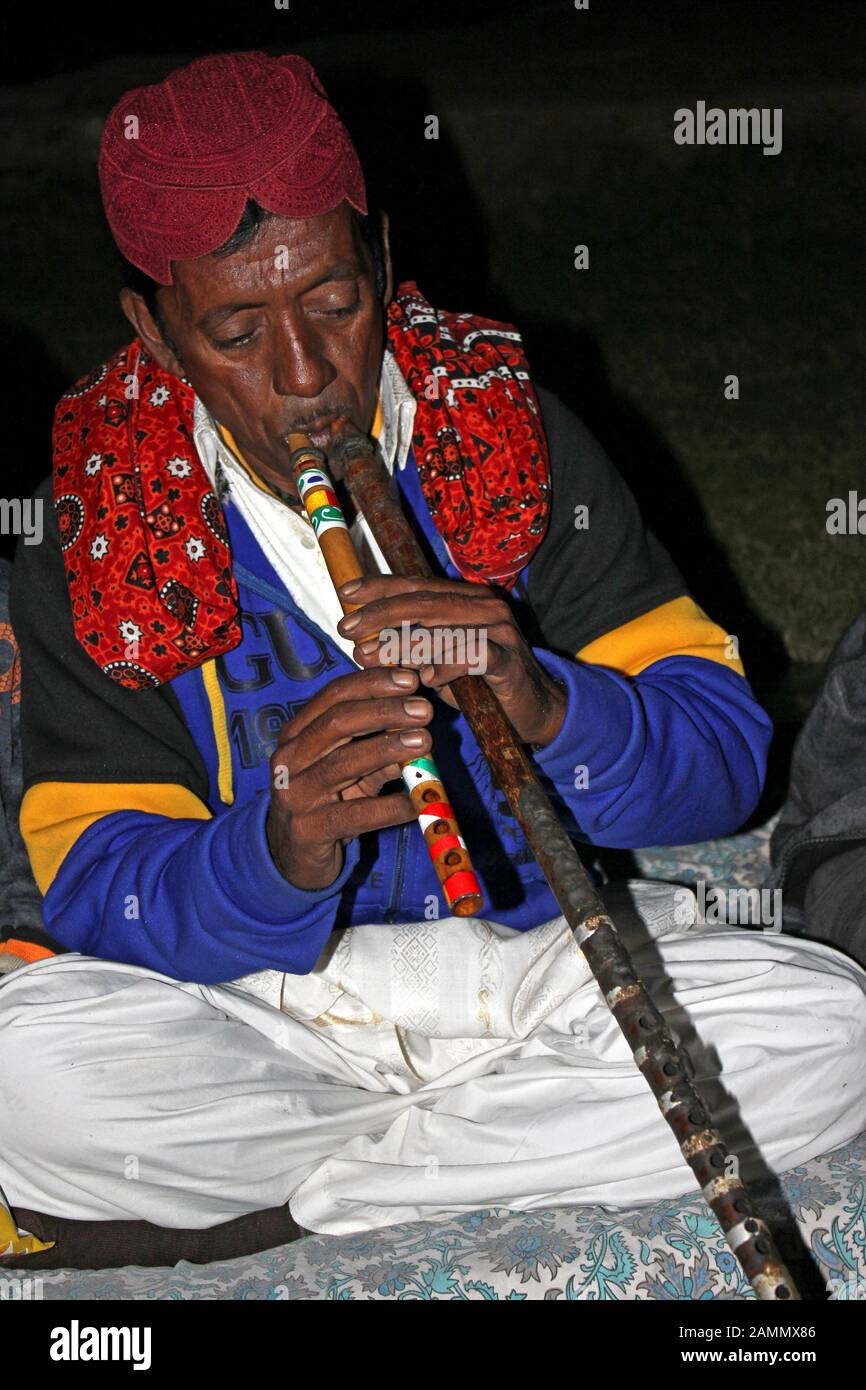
[378, 348, 417, 472]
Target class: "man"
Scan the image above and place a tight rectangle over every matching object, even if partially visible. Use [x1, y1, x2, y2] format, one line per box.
[0, 52, 863, 1239]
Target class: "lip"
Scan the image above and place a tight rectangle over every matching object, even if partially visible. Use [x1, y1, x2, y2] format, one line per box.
[286, 416, 337, 439]
[282, 420, 341, 459]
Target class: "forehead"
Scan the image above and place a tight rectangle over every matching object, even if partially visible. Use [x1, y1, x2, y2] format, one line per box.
[168, 203, 361, 307]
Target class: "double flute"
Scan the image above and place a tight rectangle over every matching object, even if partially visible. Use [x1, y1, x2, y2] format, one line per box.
[288, 431, 484, 919]
[289, 417, 802, 1304]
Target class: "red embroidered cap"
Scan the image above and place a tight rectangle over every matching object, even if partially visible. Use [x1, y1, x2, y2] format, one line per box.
[99, 51, 367, 285]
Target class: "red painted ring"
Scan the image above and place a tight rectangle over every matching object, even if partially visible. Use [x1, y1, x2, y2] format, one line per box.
[429, 834, 465, 861]
[443, 869, 483, 905]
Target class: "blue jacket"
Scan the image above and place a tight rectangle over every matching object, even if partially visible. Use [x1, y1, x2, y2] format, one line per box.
[12, 388, 772, 982]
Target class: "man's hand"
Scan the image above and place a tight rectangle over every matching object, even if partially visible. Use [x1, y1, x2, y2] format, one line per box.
[336, 576, 567, 748]
[266, 667, 432, 891]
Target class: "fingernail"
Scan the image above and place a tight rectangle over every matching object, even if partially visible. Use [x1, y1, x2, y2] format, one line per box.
[399, 731, 426, 746]
[357, 638, 379, 655]
[340, 580, 361, 596]
[403, 698, 429, 717]
[390, 670, 416, 687]
[340, 614, 360, 632]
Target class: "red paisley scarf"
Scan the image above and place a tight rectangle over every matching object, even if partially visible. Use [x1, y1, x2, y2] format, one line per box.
[53, 282, 550, 688]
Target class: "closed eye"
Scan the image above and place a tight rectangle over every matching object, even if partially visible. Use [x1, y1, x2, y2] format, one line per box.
[215, 329, 259, 350]
[318, 301, 360, 319]
[215, 300, 358, 348]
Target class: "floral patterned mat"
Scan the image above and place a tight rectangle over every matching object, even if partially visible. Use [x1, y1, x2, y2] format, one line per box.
[632, 818, 777, 892]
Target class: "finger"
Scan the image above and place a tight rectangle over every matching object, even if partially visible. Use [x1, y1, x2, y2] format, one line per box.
[275, 692, 433, 776]
[337, 575, 474, 605]
[427, 651, 532, 698]
[289, 726, 433, 808]
[277, 667, 420, 743]
[341, 761, 404, 800]
[337, 588, 508, 643]
[354, 625, 517, 678]
[419, 662, 470, 688]
[320, 790, 419, 838]
[416, 642, 513, 687]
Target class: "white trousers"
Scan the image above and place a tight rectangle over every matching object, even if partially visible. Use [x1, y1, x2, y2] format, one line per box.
[1, 882, 864, 1235]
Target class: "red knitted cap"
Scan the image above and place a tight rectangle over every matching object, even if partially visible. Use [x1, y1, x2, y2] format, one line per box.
[99, 51, 367, 285]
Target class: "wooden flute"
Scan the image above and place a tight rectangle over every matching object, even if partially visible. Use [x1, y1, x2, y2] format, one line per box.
[287, 431, 484, 919]
[320, 417, 802, 1304]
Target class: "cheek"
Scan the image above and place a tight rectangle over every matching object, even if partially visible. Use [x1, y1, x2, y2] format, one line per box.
[210, 357, 271, 406]
[350, 310, 384, 401]
[185, 342, 267, 400]
[189, 361, 274, 442]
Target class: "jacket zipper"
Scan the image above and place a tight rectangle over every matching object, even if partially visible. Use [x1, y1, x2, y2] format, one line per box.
[387, 823, 410, 923]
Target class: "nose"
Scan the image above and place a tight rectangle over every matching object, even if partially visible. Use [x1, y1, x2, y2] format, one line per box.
[272, 314, 337, 401]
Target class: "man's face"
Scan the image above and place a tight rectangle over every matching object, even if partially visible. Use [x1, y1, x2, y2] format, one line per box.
[128, 203, 387, 491]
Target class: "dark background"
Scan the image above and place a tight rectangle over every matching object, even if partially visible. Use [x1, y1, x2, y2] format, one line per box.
[2, 0, 864, 803]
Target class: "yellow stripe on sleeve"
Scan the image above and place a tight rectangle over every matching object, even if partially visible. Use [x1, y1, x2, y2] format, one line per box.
[202, 658, 235, 805]
[576, 596, 745, 678]
[20, 782, 212, 896]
